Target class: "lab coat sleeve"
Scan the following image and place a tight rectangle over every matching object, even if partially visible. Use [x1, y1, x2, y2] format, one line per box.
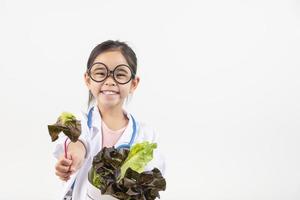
[77, 111, 91, 158]
[141, 125, 166, 176]
[52, 134, 67, 159]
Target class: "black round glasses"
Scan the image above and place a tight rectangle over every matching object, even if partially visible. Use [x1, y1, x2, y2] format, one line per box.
[88, 62, 135, 85]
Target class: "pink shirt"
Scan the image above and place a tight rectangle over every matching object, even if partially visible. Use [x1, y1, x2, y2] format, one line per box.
[101, 120, 127, 148]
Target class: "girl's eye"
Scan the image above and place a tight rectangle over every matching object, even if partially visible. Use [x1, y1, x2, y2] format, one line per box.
[95, 72, 106, 76]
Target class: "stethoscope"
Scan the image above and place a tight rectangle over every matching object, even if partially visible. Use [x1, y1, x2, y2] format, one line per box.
[87, 107, 137, 149]
[69, 107, 138, 192]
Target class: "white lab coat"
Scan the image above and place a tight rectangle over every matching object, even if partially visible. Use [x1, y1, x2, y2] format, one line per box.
[53, 105, 166, 200]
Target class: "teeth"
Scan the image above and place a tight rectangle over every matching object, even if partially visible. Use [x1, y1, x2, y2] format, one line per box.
[102, 91, 117, 95]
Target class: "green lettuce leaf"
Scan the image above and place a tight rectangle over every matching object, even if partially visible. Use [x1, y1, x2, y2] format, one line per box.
[120, 142, 157, 179]
[59, 112, 76, 125]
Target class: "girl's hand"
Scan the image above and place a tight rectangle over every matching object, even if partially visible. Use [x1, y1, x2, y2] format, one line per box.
[55, 141, 86, 181]
[55, 155, 73, 181]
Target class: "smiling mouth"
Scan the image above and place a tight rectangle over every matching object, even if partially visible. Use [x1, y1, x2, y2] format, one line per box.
[101, 90, 119, 95]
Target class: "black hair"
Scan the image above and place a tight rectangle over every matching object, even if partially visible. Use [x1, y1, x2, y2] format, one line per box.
[86, 40, 138, 107]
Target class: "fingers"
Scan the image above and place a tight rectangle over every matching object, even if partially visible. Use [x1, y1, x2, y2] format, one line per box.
[56, 157, 72, 171]
[55, 156, 73, 181]
[54, 151, 84, 182]
[55, 170, 72, 181]
[55, 162, 70, 173]
[61, 157, 72, 166]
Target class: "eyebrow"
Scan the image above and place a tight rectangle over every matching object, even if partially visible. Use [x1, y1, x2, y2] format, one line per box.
[92, 62, 130, 72]
[93, 67, 106, 71]
[115, 68, 129, 74]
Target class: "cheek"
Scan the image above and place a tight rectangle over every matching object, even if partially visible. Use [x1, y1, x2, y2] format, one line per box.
[89, 83, 102, 96]
[119, 86, 131, 97]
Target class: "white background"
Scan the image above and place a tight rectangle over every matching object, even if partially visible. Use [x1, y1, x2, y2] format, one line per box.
[0, 0, 300, 199]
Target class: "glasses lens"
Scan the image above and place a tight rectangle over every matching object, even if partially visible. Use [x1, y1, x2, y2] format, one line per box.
[113, 65, 133, 84]
[90, 63, 107, 82]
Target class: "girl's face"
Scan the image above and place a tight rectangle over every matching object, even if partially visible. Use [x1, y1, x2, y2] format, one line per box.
[84, 50, 139, 110]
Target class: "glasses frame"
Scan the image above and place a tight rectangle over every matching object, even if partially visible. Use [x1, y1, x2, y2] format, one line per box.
[88, 62, 135, 85]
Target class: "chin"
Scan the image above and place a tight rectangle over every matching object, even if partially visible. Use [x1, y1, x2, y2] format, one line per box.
[98, 100, 123, 109]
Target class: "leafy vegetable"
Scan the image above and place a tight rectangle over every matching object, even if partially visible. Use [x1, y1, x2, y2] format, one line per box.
[48, 112, 81, 142]
[120, 142, 157, 179]
[59, 112, 76, 125]
[105, 167, 166, 200]
[89, 147, 130, 192]
[88, 142, 166, 200]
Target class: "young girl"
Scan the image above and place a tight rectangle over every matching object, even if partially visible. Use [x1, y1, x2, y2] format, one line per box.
[53, 40, 165, 200]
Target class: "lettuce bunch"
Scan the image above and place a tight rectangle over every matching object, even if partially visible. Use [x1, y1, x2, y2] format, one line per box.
[48, 112, 81, 142]
[88, 142, 166, 200]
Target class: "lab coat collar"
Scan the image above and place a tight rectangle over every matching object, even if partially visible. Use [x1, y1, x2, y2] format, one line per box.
[88, 105, 136, 148]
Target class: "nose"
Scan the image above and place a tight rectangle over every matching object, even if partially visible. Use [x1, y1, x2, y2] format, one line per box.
[104, 75, 116, 86]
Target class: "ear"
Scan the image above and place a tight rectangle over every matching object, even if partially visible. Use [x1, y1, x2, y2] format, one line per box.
[130, 76, 140, 93]
[84, 72, 92, 90]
